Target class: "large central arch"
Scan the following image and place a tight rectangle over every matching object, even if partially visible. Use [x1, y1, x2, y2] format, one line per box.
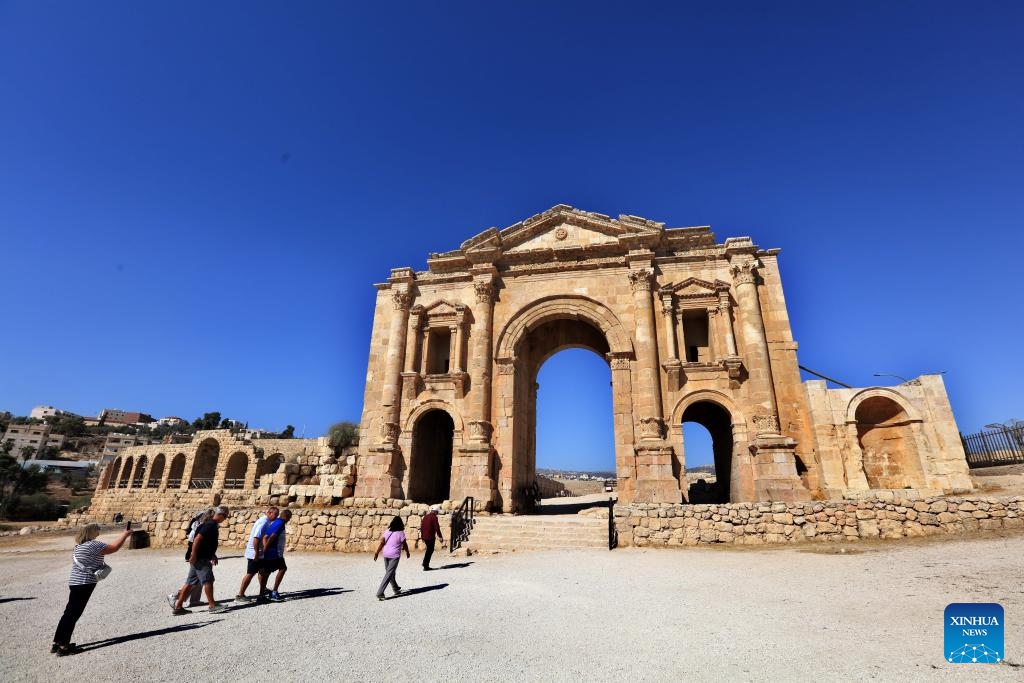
[493, 295, 637, 512]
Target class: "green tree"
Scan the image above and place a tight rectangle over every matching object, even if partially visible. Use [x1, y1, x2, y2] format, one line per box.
[280, 425, 295, 439]
[46, 414, 87, 438]
[20, 445, 36, 461]
[193, 412, 222, 430]
[0, 440, 13, 456]
[328, 421, 359, 450]
[0, 454, 49, 519]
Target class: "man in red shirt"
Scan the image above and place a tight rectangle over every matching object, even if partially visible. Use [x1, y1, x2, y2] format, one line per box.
[420, 505, 445, 571]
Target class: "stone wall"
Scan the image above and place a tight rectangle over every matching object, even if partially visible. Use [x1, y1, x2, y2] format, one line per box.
[63, 501, 452, 554]
[612, 494, 1024, 547]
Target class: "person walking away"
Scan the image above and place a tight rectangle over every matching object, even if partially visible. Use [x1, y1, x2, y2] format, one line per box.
[373, 516, 410, 601]
[52, 524, 133, 656]
[420, 504, 445, 571]
[179, 493, 221, 608]
[236, 507, 277, 602]
[171, 505, 230, 615]
[260, 508, 291, 601]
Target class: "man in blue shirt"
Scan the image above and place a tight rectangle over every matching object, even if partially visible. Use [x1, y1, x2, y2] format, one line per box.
[259, 508, 291, 602]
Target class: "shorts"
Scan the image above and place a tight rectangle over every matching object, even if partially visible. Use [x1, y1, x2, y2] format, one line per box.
[261, 557, 287, 572]
[245, 558, 263, 575]
[185, 559, 215, 586]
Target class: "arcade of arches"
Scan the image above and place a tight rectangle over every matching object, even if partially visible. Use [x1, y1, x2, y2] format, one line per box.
[355, 205, 973, 511]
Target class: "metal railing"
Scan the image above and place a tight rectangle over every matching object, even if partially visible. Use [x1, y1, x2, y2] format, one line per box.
[189, 478, 214, 489]
[131, 479, 145, 488]
[222, 478, 246, 489]
[450, 496, 475, 553]
[961, 425, 1024, 468]
[608, 497, 618, 550]
[166, 478, 182, 489]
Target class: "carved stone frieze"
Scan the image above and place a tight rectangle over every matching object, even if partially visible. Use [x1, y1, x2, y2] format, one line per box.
[495, 358, 516, 375]
[379, 421, 400, 444]
[467, 420, 493, 443]
[751, 413, 780, 436]
[474, 281, 496, 303]
[729, 259, 759, 286]
[606, 352, 632, 370]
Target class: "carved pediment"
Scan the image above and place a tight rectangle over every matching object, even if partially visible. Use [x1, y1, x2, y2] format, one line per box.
[429, 205, 666, 271]
[420, 299, 467, 326]
[663, 277, 730, 300]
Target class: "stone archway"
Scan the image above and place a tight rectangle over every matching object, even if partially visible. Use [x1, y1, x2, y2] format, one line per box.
[494, 295, 639, 511]
[167, 453, 186, 489]
[224, 451, 248, 489]
[408, 409, 455, 504]
[100, 457, 121, 490]
[118, 456, 133, 488]
[189, 439, 219, 489]
[852, 394, 926, 489]
[132, 455, 148, 488]
[147, 454, 165, 488]
[680, 401, 734, 503]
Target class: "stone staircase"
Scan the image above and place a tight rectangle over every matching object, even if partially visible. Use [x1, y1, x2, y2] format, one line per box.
[461, 514, 609, 554]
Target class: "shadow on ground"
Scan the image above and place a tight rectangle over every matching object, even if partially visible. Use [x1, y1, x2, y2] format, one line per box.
[0, 596, 36, 604]
[387, 583, 448, 600]
[79, 620, 222, 652]
[228, 587, 352, 610]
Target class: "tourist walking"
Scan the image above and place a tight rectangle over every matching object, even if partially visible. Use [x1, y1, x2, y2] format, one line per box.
[235, 507, 277, 602]
[52, 524, 133, 656]
[170, 505, 230, 615]
[260, 508, 291, 601]
[373, 516, 410, 601]
[420, 504, 445, 571]
[180, 493, 221, 608]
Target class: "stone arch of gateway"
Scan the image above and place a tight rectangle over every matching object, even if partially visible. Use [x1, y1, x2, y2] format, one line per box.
[355, 204, 973, 512]
[84, 204, 979, 538]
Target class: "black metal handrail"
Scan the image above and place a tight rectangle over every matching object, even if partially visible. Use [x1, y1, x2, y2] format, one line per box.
[961, 425, 1024, 468]
[450, 496, 475, 553]
[189, 478, 214, 489]
[222, 478, 246, 489]
[608, 497, 618, 550]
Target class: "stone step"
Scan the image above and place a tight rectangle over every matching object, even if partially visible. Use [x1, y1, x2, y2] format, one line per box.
[460, 514, 609, 554]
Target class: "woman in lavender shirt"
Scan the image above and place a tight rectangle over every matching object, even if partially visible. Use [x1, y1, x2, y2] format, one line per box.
[373, 516, 410, 601]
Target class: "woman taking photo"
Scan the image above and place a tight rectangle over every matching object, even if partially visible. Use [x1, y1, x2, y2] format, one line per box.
[52, 523, 132, 656]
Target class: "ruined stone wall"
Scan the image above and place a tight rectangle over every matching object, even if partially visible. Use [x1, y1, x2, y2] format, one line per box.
[612, 494, 1023, 547]
[64, 502, 451, 554]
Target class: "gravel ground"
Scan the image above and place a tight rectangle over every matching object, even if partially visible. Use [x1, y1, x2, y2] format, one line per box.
[2, 530, 1023, 682]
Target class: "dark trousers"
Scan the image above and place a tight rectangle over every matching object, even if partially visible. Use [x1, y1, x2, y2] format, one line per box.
[53, 583, 96, 646]
[422, 538, 436, 568]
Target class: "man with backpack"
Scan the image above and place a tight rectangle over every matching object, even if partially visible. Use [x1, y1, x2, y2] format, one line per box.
[170, 505, 231, 615]
[170, 494, 221, 609]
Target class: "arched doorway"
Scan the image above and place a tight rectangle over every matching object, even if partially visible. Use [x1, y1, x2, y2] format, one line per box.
[224, 452, 248, 489]
[118, 456, 133, 488]
[147, 454, 165, 488]
[855, 396, 925, 489]
[189, 439, 219, 489]
[133, 455, 148, 488]
[167, 453, 186, 488]
[516, 317, 612, 511]
[408, 410, 454, 504]
[100, 457, 121, 490]
[256, 453, 284, 487]
[681, 401, 733, 503]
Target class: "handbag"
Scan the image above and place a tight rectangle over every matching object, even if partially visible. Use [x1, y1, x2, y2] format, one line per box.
[73, 554, 113, 581]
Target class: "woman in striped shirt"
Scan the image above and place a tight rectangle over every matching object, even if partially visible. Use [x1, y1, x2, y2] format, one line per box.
[52, 523, 132, 656]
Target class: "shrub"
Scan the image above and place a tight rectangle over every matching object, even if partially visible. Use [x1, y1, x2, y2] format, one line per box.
[10, 492, 61, 521]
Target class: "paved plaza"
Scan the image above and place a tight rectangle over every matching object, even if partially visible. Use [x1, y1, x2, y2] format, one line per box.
[2, 530, 1022, 682]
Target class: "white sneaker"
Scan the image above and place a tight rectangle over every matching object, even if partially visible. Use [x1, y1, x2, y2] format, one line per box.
[166, 594, 176, 609]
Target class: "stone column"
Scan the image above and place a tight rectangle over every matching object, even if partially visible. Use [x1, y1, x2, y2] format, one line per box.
[719, 292, 738, 356]
[676, 310, 687, 362]
[731, 257, 809, 502]
[420, 328, 431, 374]
[729, 258, 778, 421]
[381, 287, 412, 420]
[660, 293, 678, 361]
[404, 307, 422, 373]
[449, 324, 460, 373]
[452, 272, 498, 508]
[627, 267, 663, 430]
[706, 306, 720, 360]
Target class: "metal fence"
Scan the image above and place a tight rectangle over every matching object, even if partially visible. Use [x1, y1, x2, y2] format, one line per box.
[961, 425, 1024, 468]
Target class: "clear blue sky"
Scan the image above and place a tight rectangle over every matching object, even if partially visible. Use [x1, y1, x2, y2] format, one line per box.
[2, 2, 1021, 471]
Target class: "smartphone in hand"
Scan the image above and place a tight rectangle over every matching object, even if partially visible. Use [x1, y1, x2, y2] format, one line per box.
[125, 520, 132, 531]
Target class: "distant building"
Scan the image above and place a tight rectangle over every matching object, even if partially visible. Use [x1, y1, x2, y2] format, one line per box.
[3, 423, 62, 457]
[102, 433, 153, 460]
[156, 416, 187, 427]
[99, 409, 155, 426]
[30, 405, 80, 420]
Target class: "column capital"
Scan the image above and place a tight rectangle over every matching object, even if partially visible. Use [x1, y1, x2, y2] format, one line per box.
[627, 268, 654, 293]
[606, 351, 632, 370]
[729, 259, 759, 286]
[659, 292, 675, 316]
[474, 280, 496, 304]
[392, 289, 413, 311]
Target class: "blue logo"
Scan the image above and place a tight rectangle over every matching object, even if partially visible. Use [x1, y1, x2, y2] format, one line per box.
[945, 603, 1003, 664]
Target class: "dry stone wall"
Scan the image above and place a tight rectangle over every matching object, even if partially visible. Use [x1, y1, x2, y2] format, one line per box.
[612, 494, 1024, 547]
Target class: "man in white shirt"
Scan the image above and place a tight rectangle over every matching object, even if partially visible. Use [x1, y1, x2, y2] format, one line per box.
[235, 506, 278, 602]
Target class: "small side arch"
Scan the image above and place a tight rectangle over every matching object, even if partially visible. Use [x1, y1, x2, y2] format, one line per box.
[403, 399, 465, 436]
[670, 389, 746, 431]
[845, 388, 922, 425]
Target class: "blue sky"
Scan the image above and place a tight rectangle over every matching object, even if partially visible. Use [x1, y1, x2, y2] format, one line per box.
[1, 2, 1021, 471]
